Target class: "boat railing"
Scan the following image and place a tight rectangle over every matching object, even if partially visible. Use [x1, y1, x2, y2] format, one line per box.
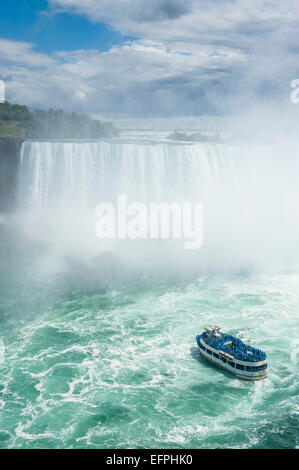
[198, 336, 267, 367]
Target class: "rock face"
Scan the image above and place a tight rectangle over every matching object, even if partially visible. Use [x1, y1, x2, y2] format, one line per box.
[0, 137, 24, 212]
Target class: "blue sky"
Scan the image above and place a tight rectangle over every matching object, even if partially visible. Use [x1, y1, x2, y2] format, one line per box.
[0, 0, 132, 53]
[0, 1, 298, 117]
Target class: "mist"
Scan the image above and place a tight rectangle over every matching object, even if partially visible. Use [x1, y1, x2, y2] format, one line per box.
[0, 108, 295, 280]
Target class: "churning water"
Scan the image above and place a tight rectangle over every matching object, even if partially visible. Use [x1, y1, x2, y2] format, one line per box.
[0, 134, 298, 448]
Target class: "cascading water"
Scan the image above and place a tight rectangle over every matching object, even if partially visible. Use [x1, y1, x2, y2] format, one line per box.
[19, 140, 253, 207]
[17, 139, 299, 269]
[0, 136, 297, 449]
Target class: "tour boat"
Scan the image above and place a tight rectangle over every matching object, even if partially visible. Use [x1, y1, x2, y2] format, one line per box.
[196, 325, 267, 380]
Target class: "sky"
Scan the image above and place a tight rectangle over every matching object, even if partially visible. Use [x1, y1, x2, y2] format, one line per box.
[0, 0, 298, 118]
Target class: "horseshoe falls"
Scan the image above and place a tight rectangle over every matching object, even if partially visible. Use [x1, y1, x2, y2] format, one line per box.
[17, 140, 299, 269]
[0, 135, 298, 449]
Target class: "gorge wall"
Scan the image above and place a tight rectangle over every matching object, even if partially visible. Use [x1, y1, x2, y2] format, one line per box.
[0, 137, 24, 212]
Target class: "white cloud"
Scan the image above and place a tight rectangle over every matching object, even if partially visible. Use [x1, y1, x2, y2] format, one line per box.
[0, 38, 247, 114]
[0, 1, 298, 116]
[0, 39, 56, 67]
[48, 0, 299, 49]
[48, 0, 193, 26]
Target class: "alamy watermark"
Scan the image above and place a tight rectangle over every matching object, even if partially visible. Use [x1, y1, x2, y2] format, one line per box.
[0, 80, 5, 103]
[290, 79, 299, 104]
[95, 195, 203, 250]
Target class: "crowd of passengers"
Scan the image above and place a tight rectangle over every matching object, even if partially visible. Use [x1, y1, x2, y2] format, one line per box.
[201, 332, 267, 362]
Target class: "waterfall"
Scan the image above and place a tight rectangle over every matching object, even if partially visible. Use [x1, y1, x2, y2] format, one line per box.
[18, 141, 253, 209]
[16, 139, 299, 269]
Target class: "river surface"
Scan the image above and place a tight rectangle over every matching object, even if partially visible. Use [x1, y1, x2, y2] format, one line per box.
[0, 132, 298, 448]
[0, 257, 298, 449]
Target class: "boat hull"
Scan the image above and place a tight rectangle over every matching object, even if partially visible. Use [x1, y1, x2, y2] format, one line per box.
[198, 347, 268, 381]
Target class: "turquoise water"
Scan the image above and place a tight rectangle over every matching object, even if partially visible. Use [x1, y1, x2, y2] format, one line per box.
[0, 137, 298, 448]
[0, 255, 298, 449]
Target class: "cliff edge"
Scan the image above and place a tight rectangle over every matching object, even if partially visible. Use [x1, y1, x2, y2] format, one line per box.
[0, 136, 25, 212]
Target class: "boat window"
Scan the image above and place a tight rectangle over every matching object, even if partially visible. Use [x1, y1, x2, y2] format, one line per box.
[236, 364, 244, 370]
[220, 357, 227, 363]
[245, 364, 267, 372]
[207, 349, 212, 355]
[228, 361, 235, 367]
[213, 353, 219, 359]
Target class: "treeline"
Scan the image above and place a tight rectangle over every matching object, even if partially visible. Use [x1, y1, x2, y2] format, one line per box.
[0, 101, 119, 138]
[0, 102, 31, 122]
